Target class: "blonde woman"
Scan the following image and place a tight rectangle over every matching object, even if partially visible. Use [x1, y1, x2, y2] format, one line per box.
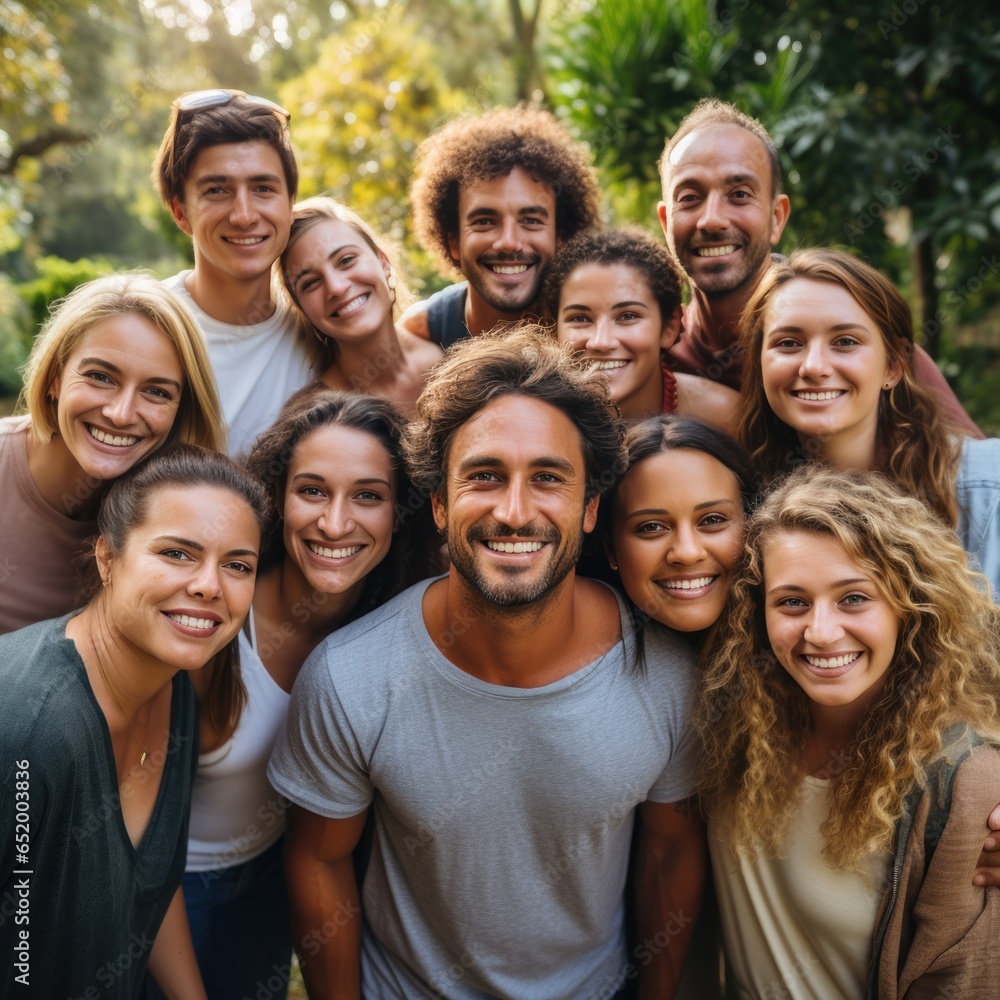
[1, 272, 224, 633]
[698, 467, 1000, 998]
[281, 197, 442, 417]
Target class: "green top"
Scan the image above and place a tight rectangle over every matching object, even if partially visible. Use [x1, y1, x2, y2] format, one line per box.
[0, 614, 198, 998]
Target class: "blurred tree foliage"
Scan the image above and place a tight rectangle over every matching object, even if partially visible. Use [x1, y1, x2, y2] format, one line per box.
[278, 12, 475, 291]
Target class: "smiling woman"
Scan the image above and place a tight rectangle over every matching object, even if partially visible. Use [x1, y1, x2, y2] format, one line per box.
[738, 247, 1000, 599]
[544, 229, 739, 433]
[0, 273, 225, 634]
[0, 445, 270, 999]
[697, 466, 1000, 999]
[280, 197, 442, 418]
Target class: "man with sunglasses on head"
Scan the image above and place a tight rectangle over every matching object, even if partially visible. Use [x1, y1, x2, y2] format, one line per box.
[153, 89, 314, 457]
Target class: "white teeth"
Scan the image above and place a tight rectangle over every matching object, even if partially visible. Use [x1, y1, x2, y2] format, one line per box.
[89, 426, 139, 447]
[335, 293, 369, 317]
[795, 390, 844, 401]
[485, 540, 544, 554]
[490, 264, 529, 274]
[308, 542, 362, 559]
[804, 652, 860, 669]
[226, 237, 265, 245]
[594, 360, 629, 371]
[167, 614, 216, 630]
[661, 576, 714, 590]
[696, 245, 736, 257]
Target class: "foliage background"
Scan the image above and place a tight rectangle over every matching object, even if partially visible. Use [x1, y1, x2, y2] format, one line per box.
[2, 0, 998, 429]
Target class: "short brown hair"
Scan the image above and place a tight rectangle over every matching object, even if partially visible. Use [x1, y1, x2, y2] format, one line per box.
[658, 98, 782, 199]
[403, 326, 625, 501]
[410, 106, 601, 275]
[153, 96, 298, 206]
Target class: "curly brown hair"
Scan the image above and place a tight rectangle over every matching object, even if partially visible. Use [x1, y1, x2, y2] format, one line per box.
[697, 466, 1000, 869]
[402, 325, 625, 501]
[540, 227, 684, 322]
[410, 106, 601, 275]
[736, 247, 962, 526]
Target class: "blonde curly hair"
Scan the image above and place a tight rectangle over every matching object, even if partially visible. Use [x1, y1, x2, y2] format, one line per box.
[697, 465, 1000, 869]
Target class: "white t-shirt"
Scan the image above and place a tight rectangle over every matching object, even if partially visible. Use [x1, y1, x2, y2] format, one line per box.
[186, 617, 291, 872]
[163, 272, 314, 457]
[710, 776, 889, 1000]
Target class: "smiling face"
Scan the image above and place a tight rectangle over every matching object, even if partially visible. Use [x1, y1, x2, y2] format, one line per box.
[449, 167, 558, 316]
[432, 394, 598, 609]
[557, 262, 679, 420]
[611, 449, 744, 632]
[763, 530, 900, 724]
[97, 485, 260, 671]
[283, 217, 394, 344]
[659, 125, 788, 299]
[761, 278, 900, 465]
[49, 313, 185, 481]
[281, 423, 397, 601]
[171, 140, 293, 285]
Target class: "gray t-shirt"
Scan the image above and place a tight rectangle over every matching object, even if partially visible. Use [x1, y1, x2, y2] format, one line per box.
[268, 580, 698, 999]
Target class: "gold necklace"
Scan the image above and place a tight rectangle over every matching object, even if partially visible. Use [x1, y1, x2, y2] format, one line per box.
[96, 657, 149, 767]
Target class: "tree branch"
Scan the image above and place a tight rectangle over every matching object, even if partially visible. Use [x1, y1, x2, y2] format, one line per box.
[0, 128, 92, 177]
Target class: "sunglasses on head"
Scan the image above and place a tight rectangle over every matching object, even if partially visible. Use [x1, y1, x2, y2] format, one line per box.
[171, 89, 290, 123]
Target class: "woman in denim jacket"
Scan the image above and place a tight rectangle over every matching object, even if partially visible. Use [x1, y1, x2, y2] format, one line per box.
[737, 247, 1000, 599]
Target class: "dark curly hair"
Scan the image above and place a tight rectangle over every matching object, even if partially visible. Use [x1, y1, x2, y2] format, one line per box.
[540, 227, 685, 323]
[410, 105, 601, 275]
[402, 326, 626, 501]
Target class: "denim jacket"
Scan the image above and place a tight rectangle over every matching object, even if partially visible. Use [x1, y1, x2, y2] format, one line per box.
[955, 436, 1000, 601]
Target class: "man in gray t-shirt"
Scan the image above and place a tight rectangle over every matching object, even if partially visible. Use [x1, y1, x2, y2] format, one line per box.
[268, 330, 706, 999]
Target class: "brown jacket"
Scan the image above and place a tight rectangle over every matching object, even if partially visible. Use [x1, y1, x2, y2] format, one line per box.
[873, 733, 1000, 999]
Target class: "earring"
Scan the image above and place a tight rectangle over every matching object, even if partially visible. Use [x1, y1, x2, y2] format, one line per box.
[387, 269, 397, 308]
[609, 561, 619, 572]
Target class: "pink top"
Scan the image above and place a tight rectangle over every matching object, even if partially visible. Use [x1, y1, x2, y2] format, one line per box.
[0, 416, 98, 634]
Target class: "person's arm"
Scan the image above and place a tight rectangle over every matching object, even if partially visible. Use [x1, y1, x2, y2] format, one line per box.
[973, 803, 1000, 886]
[398, 299, 431, 340]
[675, 374, 740, 437]
[633, 797, 707, 1000]
[286, 804, 369, 1000]
[889, 745, 1000, 996]
[147, 887, 208, 1000]
[912, 345, 984, 439]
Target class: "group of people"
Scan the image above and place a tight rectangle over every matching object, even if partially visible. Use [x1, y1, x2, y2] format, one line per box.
[1, 87, 999, 1000]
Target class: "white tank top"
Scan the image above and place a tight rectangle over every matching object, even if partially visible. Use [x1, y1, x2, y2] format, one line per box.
[186, 609, 292, 872]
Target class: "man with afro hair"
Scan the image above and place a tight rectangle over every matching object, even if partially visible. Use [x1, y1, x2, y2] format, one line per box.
[402, 105, 601, 347]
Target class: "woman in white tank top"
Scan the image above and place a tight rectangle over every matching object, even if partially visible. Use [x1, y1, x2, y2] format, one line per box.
[165, 388, 435, 1000]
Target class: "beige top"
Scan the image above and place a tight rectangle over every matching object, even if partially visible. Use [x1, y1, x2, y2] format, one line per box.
[710, 776, 889, 1000]
[0, 416, 98, 634]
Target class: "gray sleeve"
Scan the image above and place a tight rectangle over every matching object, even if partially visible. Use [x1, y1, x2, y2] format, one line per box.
[643, 625, 700, 804]
[266, 644, 375, 819]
